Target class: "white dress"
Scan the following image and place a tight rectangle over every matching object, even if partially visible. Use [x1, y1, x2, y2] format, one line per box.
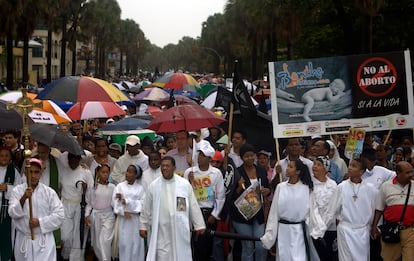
[261, 181, 320, 261]
[8, 183, 64, 261]
[112, 180, 145, 261]
[85, 183, 115, 261]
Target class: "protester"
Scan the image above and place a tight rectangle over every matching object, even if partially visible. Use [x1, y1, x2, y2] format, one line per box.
[371, 161, 414, 261]
[108, 143, 122, 160]
[231, 143, 270, 261]
[361, 148, 396, 190]
[227, 130, 247, 168]
[310, 156, 338, 261]
[139, 156, 206, 261]
[165, 130, 192, 176]
[326, 140, 348, 175]
[84, 138, 117, 180]
[331, 158, 378, 261]
[375, 144, 393, 170]
[261, 158, 319, 261]
[112, 164, 146, 261]
[274, 138, 313, 182]
[59, 152, 94, 261]
[184, 142, 225, 261]
[312, 140, 344, 184]
[3, 130, 24, 171]
[85, 164, 115, 261]
[8, 158, 64, 261]
[111, 135, 148, 184]
[141, 150, 162, 190]
[0, 146, 22, 261]
[140, 136, 154, 156]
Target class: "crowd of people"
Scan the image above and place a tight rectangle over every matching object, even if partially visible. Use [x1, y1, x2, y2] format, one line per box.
[1, 111, 414, 261]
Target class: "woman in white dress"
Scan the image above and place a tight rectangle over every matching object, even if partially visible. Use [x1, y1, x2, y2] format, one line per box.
[85, 164, 115, 261]
[112, 164, 145, 261]
[261, 158, 320, 261]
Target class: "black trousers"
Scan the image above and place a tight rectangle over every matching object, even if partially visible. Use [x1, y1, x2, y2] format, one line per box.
[312, 231, 338, 261]
[192, 208, 216, 261]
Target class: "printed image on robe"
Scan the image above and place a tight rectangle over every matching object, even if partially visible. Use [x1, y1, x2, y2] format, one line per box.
[176, 197, 186, 212]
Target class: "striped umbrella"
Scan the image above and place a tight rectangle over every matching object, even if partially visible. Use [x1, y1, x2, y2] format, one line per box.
[36, 76, 130, 102]
[66, 101, 125, 120]
[152, 72, 200, 92]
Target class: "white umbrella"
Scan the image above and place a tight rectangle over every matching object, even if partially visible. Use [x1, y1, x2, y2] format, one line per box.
[201, 91, 258, 109]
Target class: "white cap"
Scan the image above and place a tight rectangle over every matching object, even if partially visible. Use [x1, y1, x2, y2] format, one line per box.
[197, 141, 215, 158]
[121, 105, 128, 111]
[125, 135, 140, 146]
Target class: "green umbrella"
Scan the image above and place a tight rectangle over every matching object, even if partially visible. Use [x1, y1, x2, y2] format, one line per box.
[196, 83, 218, 98]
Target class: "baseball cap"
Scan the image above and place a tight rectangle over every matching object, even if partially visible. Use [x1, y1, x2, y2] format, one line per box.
[29, 158, 43, 168]
[109, 143, 122, 153]
[198, 142, 215, 158]
[125, 135, 140, 146]
[212, 151, 224, 162]
[121, 105, 128, 111]
[257, 150, 271, 157]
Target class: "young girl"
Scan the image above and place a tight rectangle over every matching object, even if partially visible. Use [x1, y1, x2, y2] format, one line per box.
[262, 159, 320, 261]
[332, 158, 378, 261]
[112, 164, 145, 261]
[85, 164, 115, 261]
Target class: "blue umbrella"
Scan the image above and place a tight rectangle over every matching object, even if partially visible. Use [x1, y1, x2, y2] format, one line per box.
[99, 117, 150, 131]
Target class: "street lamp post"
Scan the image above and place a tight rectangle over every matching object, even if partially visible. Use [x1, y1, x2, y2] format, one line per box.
[193, 45, 224, 75]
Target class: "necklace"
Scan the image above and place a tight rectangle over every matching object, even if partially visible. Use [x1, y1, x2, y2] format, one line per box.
[351, 182, 361, 201]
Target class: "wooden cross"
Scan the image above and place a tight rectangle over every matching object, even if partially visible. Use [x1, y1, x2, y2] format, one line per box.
[6, 88, 42, 240]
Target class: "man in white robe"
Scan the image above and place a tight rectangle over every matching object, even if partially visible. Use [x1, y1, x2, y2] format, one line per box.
[141, 150, 162, 190]
[139, 156, 206, 261]
[8, 158, 64, 261]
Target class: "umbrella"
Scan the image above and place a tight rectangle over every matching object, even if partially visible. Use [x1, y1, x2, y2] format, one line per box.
[0, 100, 34, 130]
[160, 94, 198, 105]
[152, 72, 200, 92]
[146, 105, 163, 116]
[36, 76, 130, 103]
[75, 180, 87, 250]
[29, 124, 84, 155]
[112, 82, 127, 91]
[0, 91, 72, 124]
[99, 117, 151, 131]
[137, 80, 152, 88]
[201, 90, 258, 109]
[133, 87, 169, 101]
[197, 83, 218, 98]
[66, 101, 125, 120]
[147, 104, 225, 133]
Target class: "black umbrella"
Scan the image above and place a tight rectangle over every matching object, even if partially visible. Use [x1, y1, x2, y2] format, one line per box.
[206, 229, 260, 241]
[76, 180, 87, 249]
[99, 117, 150, 131]
[29, 124, 84, 155]
[0, 100, 34, 130]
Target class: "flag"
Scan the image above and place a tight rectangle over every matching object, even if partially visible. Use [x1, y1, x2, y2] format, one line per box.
[233, 81, 257, 120]
[214, 86, 233, 115]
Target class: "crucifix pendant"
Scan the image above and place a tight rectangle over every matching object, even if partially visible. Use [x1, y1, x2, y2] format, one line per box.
[352, 194, 358, 201]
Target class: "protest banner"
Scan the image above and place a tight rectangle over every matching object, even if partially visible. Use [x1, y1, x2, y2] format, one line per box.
[344, 128, 366, 159]
[269, 50, 414, 138]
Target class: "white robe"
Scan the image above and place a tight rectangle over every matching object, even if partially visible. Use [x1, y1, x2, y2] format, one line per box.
[86, 183, 115, 261]
[140, 175, 206, 261]
[261, 181, 320, 261]
[333, 180, 377, 261]
[112, 181, 145, 261]
[58, 164, 94, 261]
[8, 183, 64, 261]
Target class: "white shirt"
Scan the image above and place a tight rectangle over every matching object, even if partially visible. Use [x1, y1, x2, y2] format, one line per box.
[141, 167, 162, 192]
[111, 151, 149, 184]
[362, 165, 395, 190]
[312, 177, 338, 231]
[274, 156, 313, 181]
[184, 165, 225, 219]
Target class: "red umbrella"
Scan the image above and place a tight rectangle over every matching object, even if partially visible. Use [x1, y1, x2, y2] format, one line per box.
[147, 104, 225, 133]
[66, 101, 125, 120]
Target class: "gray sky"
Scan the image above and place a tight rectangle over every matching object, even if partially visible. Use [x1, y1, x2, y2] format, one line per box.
[117, 0, 226, 48]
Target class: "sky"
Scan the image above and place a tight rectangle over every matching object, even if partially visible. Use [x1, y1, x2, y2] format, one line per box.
[117, 0, 227, 48]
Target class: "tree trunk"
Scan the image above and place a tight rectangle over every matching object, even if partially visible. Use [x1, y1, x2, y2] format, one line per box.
[6, 35, 14, 89]
[251, 34, 257, 81]
[119, 51, 123, 75]
[60, 17, 67, 77]
[47, 25, 52, 83]
[72, 44, 76, 76]
[332, 0, 356, 54]
[23, 35, 29, 84]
